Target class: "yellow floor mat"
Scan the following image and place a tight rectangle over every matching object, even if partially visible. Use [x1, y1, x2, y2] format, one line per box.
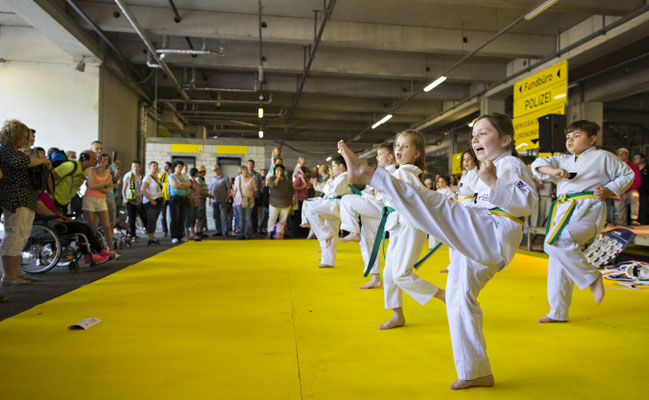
[0, 240, 647, 399]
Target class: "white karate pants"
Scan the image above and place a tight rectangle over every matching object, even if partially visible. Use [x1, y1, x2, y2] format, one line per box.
[384, 223, 438, 308]
[340, 194, 382, 274]
[544, 199, 606, 321]
[370, 167, 524, 380]
[305, 200, 341, 266]
[301, 197, 322, 226]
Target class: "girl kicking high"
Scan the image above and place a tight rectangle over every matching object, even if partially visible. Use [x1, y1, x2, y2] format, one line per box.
[338, 113, 538, 390]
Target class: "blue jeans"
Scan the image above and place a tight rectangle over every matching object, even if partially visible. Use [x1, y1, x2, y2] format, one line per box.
[212, 201, 229, 234]
[236, 205, 253, 239]
[258, 206, 269, 233]
[232, 205, 240, 232]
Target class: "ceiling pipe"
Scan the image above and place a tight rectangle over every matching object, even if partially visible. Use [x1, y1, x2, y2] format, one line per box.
[157, 38, 224, 57]
[181, 109, 285, 117]
[282, 0, 337, 142]
[159, 93, 272, 105]
[167, 0, 182, 23]
[113, 0, 190, 102]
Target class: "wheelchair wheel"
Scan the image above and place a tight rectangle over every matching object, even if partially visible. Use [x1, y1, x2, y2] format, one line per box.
[21, 224, 62, 274]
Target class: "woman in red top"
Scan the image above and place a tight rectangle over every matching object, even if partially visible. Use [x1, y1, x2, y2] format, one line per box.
[292, 166, 311, 237]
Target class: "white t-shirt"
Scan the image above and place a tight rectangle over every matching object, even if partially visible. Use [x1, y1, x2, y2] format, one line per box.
[142, 175, 163, 204]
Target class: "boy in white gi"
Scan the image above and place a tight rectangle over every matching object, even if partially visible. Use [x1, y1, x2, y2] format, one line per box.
[339, 144, 397, 289]
[338, 113, 538, 390]
[531, 120, 634, 323]
[305, 156, 351, 268]
[374, 131, 446, 330]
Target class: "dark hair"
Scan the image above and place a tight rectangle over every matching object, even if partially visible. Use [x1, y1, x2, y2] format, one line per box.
[473, 113, 520, 158]
[165, 161, 172, 168]
[437, 176, 449, 184]
[247, 159, 255, 164]
[47, 147, 59, 157]
[190, 167, 198, 177]
[91, 140, 103, 145]
[395, 130, 426, 171]
[79, 150, 92, 161]
[274, 163, 285, 172]
[377, 143, 394, 155]
[100, 152, 112, 165]
[332, 155, 347, 169]
[461, 149, 478, 168]
[635, 153, 646, 161]
[173, 160, 185, 168]
[33, 146, 45, 153]
[565, 120, 600, 137]
[149, 160, 158, 166]
[132, 159, 141, 165]
[300, 166, 309, 174]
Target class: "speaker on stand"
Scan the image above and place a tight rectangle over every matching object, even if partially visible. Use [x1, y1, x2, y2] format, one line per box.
[538, 114, 567, 153]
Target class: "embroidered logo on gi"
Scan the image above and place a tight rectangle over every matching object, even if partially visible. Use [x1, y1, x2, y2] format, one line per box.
[516, 181, 527, 189]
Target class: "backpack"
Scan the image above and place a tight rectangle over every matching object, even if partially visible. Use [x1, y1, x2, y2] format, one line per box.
[48, 150, 70, 169]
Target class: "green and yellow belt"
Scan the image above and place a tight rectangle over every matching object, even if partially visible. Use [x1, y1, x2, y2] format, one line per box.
[545, 191, 595, 245]
[364, 206, 442, 276]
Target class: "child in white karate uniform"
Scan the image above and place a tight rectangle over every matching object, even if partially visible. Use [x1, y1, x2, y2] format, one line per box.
[531, 120, 633, 323]
[338, 113, 538, 390]
[305, 156, 351, 268]
[374, 130, 445, 330]
[339, 144, 397, 289]
[436, 176, 454, 199]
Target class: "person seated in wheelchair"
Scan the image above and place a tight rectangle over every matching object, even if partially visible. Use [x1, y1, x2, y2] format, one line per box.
[35, 165, 113, 265]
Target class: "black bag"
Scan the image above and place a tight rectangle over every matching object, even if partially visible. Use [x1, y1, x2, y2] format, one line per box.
[29, 164, 50, 191]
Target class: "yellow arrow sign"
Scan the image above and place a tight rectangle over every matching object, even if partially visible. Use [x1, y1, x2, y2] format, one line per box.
[513, 102, 566, 151]
[513, 81, 567, 118]
[514, 60, 567, 102]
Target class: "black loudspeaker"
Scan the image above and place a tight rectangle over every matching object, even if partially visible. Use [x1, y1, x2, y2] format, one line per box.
[538, 114, 567, 153]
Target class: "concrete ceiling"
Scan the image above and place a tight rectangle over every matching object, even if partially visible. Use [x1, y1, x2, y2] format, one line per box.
[1, 0, 648, 146]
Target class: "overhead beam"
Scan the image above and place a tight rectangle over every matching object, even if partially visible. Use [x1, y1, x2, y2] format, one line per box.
[73, 1, 555, 58]
[2, 0, 101, 60]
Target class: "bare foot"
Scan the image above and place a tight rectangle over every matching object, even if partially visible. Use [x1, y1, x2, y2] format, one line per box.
[440, 268, 448, 273]
[379, 309, 405, 330]
[589, 274, 605, 304]
[318, 264, 334, 268]
[538, 315, 567, 323]
[359, 274, 382, 289]
[450, 375, 494, 390]
[266, 233, 271, 239]
[434, 288, 446, 303]
[337, 140, 375, 184]
[340, 232, 361, 243]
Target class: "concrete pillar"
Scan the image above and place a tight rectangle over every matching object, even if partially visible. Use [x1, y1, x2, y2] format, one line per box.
[480, 96, 505, 115]
[447, 133, 456, 174]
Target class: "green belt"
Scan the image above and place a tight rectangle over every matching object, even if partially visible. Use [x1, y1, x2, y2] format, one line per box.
[363, 206, 441, 276]
[347, 184, 363, 196]
[545, 191, 595, 245]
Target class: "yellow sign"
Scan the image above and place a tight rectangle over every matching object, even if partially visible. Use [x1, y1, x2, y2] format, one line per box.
[452, 152, 463, 175]
[170, 144, 204, 153]
[513, 102, 565, 151]
[513, 81, 567, 118]
[514, 60, 567, 102]
[216, 145, 248, 155]
[513, 60, 568, 150]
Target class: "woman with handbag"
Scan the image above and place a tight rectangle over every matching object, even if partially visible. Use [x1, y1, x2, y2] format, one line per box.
[184, 167, 203, 241]
[233, 165, 257, 240]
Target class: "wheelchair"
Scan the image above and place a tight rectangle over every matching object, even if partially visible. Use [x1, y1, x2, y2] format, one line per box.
[21, 216, 107, 274]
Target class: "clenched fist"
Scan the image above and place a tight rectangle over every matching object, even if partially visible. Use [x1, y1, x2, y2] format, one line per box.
[479, 160, 498, 191]
[594, 185, 614, 201]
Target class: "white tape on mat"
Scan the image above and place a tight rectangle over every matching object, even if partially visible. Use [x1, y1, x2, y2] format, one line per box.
[68, 318, 101, 330]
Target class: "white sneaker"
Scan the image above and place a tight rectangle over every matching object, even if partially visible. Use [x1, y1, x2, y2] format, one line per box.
[171, 238, 179, 244]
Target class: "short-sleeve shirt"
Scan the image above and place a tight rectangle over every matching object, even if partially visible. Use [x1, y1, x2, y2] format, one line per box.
[195, 175, 208, 201]
[53, 160, 87, 206]
[208, 175, 231, 203]
[0, 144, 37, 212]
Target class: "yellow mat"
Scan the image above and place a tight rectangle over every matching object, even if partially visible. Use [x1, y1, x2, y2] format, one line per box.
[1, 240, 648, 399]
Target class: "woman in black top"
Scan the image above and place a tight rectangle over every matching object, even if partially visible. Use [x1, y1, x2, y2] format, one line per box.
[0, 120, 52, 287]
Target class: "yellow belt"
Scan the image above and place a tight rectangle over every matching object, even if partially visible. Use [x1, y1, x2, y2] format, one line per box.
[489, 208, 525, 226]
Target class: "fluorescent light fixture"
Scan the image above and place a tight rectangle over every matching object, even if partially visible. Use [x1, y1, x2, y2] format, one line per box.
[258, 129, 264, 138]
[371, 114, 393, 129]
[553, 93, 567, 100]
[423, 76, 447, 92]
[326, 156, 332, 162]
[524, 0, 559, 21]
[258, 107, 264, 119]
